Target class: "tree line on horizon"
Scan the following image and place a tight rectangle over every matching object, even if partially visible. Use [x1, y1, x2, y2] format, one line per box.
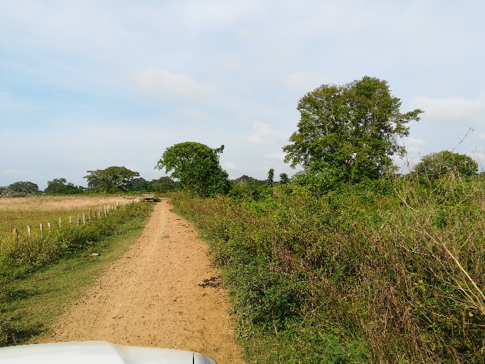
[0, 170, 272, 197]
[1, 76, 481, 198]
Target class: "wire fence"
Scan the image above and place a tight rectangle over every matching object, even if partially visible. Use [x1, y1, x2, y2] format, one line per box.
[0, 202, 132, 243]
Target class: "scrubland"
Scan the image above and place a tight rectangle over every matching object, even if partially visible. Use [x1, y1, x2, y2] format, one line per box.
[171, 172, 485, 363]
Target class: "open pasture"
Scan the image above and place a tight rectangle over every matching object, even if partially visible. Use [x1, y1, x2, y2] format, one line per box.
[0, 195, 133, 236]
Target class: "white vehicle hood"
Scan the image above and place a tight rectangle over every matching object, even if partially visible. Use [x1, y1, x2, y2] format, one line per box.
[0, 341, 216, 364]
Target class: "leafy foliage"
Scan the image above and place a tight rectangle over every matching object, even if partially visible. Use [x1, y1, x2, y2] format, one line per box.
[84, 166, 140, 193]
[279, 173, 290, 184]
[267, 168, 274, 187]
[2, 181, 40, 196]
[156, 142, 230, 197]
[44, 178, 84, 195]
[414, 150, 478, 180]
[283, 76, 423, 182]
[150, 176, 178, 193]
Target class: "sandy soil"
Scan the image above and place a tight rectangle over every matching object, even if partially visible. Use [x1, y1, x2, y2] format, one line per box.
[37, 198, 244, 363]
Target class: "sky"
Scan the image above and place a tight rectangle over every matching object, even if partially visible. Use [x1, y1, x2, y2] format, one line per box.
[1, 0, 484, 190]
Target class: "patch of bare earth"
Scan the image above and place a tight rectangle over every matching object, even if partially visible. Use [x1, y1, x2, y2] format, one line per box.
[37, 198, 244, 363]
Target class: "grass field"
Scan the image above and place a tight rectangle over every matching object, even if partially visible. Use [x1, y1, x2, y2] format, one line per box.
[0, 195, 134, 237]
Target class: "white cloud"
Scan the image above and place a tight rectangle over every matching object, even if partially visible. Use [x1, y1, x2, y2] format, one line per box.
[263, 152, 285, 161]
[401, 136, 426, 153]
[182, 109, 209, 120]
[223, 162, 239, 170]
[285, 72, 334, 95]
[476, 133, 485, 141]
[133, 69, 218, 100]
[248, 122, 289, 146]
[410, 95, 485, 124]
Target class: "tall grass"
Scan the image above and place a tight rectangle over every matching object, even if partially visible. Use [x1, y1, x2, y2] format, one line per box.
[0, 200, 153, 346]
[0, 202, 151, 294]
[170, 172, 485, 363]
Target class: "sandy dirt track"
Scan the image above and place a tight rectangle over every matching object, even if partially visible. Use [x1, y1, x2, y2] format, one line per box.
[38, 198, 244, 363]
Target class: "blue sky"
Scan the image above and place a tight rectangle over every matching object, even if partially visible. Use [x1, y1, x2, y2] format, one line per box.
[1, 0, 484, 189]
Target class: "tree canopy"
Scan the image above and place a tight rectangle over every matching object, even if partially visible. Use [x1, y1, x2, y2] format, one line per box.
[414, 150, 478, 179]
[283, 76, 423, 182]
[44, 178, 84, 194]
[2, 181, 39, 196]
[155, 142, 230, 197]
[150, 176, 178, 193]
[84, 166, 140, 193]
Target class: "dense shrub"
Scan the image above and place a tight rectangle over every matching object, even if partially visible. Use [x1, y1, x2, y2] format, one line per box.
[171, 171, 485, 363]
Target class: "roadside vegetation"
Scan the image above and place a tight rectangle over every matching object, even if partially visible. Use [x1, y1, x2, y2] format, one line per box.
[171, 170, 485, 363]
[0, 198, 153, 346]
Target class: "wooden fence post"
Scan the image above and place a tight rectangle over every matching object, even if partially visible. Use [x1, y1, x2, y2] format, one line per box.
[27, 226, 31, 236]
[13, 228, 18, 242]
[40, 223, 43, 237]
[83, 212, 86, 224]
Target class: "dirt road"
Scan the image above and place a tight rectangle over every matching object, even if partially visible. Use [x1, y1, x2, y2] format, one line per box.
[39, 198, 244, 363]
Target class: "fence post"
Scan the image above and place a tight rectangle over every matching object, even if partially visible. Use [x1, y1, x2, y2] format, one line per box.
[27, 226, 31, 236]
[59, 217, 62, 228]
[48, 222, 51, 231]
[40, 223, 43, 237]
[77, 214, 80, 226]
[83, 212, 86, 224]
[13, 228, 18, 243]
[69, 216, 72, 225]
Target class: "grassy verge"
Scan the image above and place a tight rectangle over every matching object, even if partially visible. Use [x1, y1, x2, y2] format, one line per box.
[0, 201, 153, 346]
[168, 173, 485, 363]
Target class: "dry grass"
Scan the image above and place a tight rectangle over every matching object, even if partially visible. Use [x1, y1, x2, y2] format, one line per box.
[0, 196, 136, 235]
[0, 195, 133, 212]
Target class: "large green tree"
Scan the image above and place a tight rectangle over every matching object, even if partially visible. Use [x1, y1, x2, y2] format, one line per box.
[283, 76, 423, 182]
[155, 142, 230, 197]
[84, 166, 140, 193]
[4, 181, 39, 196]
[414, 150, 478, 179]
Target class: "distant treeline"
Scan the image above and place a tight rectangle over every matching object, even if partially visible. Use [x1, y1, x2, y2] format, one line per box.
[0, 172, 270, 197]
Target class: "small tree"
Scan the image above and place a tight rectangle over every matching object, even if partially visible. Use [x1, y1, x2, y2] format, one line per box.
[414, 151, 478, 179]
[155, 142, 230, 197]
[84, 166, 140, 193]
[283, 76, 423, 182]
[267, 168, 275, 187]
[279, 173, 290, 184]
